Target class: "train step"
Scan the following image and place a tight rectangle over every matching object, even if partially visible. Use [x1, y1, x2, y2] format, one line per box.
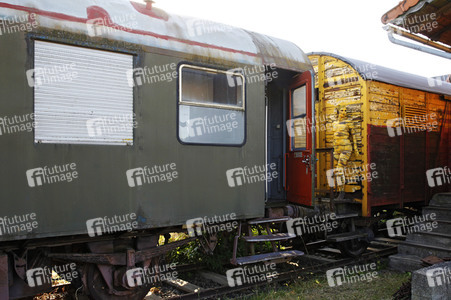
[247, 217, 291, 225]
[429, 192, 451, 208]
[407, 231, 451, 248]
[243, 233, 296, 242]
[230, 218, 300, 265]
[422, 206, 451, 219]
[431, 219, 451, 234]
[306, 239, 327, 247]
[333, 213, 359, 219]
[326, 231, 368, 243]
[234, 250, 304, 265]
[415, 219, 451, 234]
[373, 237, 405, 244]
[388, 254, 424, 272]
[398, 240, 451, 258]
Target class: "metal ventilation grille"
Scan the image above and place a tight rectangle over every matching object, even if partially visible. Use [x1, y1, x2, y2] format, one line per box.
[402, 106, 428, 129]
[34, 41, 134, 145]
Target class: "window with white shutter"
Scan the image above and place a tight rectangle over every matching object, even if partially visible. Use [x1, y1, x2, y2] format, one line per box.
[33, 41, 134, 145]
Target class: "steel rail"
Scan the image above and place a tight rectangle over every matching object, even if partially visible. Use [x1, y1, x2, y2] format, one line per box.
[166, 246, 398, 300]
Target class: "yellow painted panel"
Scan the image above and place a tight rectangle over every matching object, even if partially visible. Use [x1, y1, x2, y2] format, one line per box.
[369, 102, 399, 113]
[369, 111, 400, 126]
[309, 54, 367, 211]
[368, 81, 399, 97]
[368, 81, 401, 126]
[369, 94, 400, 106]
[401, 88, 426, 107]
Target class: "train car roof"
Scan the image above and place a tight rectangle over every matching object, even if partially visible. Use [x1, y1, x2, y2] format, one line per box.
[309, 52, 451, 96]
[0, 0, 312, 73]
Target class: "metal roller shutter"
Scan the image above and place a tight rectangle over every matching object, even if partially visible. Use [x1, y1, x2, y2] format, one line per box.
[33, 40, 134, 145]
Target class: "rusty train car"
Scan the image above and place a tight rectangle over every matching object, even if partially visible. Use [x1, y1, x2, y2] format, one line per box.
[308, 53, 451, 217]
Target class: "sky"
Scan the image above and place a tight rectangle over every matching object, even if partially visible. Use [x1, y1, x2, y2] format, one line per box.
[150, 0, 450, 78]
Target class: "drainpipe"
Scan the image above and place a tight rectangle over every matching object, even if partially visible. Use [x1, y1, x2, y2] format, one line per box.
[384, 25, 451, 60]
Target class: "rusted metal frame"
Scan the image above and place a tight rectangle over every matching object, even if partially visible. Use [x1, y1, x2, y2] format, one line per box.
[48, 237, 195, 265]
[0, 228, 180, 252]
[97, 265, 116, 294]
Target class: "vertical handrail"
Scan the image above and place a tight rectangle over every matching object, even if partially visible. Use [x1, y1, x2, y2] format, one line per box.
[314, 147, 335, 211]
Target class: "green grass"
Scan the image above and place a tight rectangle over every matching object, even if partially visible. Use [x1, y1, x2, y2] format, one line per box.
[240, 270, 410, 300]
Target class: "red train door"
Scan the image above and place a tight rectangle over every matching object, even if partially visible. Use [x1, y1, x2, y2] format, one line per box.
[286, 71, 313, 206]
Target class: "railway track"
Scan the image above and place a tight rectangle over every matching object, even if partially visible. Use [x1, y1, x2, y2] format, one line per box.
[33, 236, 402, 299]
[145, 236, 403, 300]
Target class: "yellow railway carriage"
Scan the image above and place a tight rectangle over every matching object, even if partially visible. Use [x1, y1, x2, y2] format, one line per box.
[308, 53, 451, 217]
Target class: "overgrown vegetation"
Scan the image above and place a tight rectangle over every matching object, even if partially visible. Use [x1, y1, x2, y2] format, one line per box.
[166, 226, 276, 273]
[237, 269, 411, 300]
[165, 232, 239, 272]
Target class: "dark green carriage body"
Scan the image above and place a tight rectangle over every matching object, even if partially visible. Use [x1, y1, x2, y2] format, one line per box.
[0, 0, 312, 243]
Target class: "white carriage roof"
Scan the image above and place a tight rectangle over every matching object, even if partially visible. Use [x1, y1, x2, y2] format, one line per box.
[0, 0, 312, 72]
[310, 52, 451, 96]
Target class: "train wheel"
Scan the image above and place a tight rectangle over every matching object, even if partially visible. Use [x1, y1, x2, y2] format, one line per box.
[338, 239, 368, 257]
[338, 227, 373, 257]
[85, 264, 151, 300]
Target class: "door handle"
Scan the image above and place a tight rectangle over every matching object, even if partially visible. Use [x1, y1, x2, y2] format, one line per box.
[303, 156, 309, 174]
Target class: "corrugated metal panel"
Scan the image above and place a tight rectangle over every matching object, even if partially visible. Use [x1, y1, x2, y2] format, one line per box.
[34, 41, 134, 145]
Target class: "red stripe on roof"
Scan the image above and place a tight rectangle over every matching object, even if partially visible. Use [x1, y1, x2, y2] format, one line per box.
[0, 2, 257, 57]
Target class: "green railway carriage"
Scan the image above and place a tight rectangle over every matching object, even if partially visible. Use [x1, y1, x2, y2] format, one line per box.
[0, 0, 313, 298]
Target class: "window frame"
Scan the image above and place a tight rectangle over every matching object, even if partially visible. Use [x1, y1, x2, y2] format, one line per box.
[178, 64, 246, 111]
[177, 63, 247, 147]
[31, 38, 136, 146]
[290, 85, 308, 151]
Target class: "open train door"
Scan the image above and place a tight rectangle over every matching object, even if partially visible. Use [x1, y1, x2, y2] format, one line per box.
[286, 71, 314, 206]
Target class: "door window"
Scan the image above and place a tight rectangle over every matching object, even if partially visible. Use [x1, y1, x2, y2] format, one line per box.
[290, 85, 307, 149]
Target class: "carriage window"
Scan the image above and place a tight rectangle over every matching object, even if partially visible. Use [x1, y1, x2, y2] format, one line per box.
[178, 65, 245, 145]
